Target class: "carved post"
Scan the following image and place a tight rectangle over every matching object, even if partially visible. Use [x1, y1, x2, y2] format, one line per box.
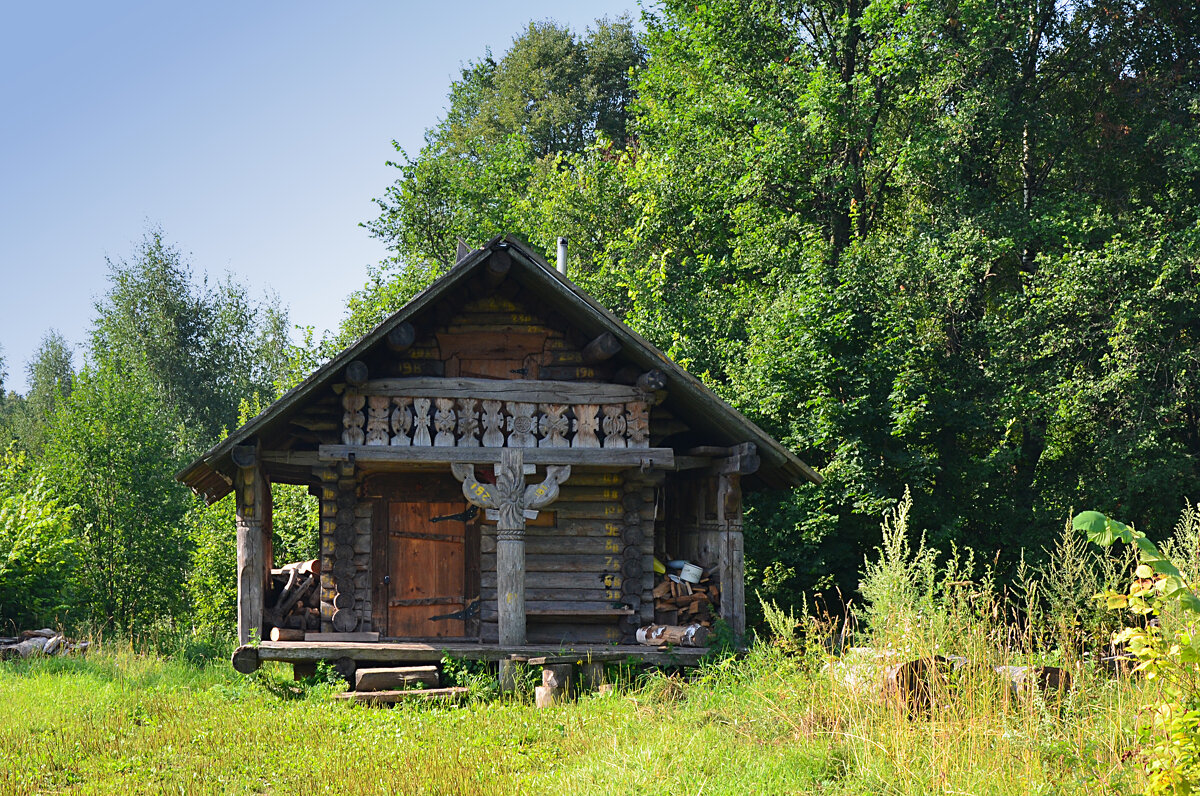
[451, 450, 571, 691]
[494, 449, 526, 650]
[234, 446, 265, 645]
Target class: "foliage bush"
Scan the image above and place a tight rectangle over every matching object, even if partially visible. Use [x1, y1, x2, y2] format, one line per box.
[0, 447, 76, 630]
[1084, 506, 1200, 794]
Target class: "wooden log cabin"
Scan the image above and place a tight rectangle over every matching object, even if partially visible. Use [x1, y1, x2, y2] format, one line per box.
[177, 236, 820, 676]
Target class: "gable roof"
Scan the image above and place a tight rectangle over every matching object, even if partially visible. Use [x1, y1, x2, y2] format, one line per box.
[177, 236, 821, 500]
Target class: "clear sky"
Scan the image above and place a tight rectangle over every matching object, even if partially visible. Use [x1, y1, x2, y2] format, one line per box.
[0, 1, 641, 393]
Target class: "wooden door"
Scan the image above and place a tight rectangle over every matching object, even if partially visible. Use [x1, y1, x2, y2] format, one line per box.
[371, 477, 479, 639]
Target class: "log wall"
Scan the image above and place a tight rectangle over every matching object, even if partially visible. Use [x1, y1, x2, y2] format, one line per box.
[479, 470, 657, 645]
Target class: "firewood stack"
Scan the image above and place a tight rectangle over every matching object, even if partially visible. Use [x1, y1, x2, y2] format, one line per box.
[0, 628, 88, 659]
[652, 565, 720, 629]
[267, 559, 321, 638]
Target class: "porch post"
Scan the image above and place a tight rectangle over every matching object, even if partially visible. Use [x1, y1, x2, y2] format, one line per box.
[494, 448, 527, 648]
[234, 445, 265, 645]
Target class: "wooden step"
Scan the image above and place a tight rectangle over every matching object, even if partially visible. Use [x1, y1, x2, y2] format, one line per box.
[334, 687, 468, 704]
[354, 665, 440, 692]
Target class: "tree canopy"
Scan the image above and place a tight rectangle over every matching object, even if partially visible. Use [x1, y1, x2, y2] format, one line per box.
[354, 3, 1200, 599]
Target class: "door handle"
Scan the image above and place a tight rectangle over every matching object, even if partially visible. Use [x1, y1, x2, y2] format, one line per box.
[383, 575, 390, 585]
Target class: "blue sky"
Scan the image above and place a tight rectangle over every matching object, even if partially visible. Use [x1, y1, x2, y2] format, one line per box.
[0, 1, 641, 393]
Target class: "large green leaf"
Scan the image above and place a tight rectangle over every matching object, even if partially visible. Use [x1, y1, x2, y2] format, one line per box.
[1073, 511, 1133, 546]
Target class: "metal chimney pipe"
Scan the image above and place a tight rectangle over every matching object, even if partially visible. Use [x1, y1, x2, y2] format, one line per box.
[556, 237, 568, 276]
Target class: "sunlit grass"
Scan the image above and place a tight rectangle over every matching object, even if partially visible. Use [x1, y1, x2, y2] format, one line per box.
[0, 638, 1147, 795]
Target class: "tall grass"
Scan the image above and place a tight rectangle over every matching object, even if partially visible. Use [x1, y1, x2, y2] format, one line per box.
[3, 495, 1184, 793]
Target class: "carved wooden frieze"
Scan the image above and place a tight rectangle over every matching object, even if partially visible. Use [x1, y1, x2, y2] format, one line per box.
[341, 392, 365, 446]
[506, 402, 537, 448]
[481, 400, 505, 447]
[433, 398, 457, 446]
[390, 397, 413, 446]
[412, 397, 432, 447]
[456, 398, 479, 446]
[602, 404, 628, 448]
[366, 396, 391, 446]
[539, 404, 569, 448]
[572, 404, 600, 448]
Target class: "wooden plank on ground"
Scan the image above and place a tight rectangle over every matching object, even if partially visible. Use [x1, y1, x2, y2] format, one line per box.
[334, 687, 468, 704]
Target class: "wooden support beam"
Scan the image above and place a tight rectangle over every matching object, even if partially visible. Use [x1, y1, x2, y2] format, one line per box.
[581, 332, 621, 364]
[356, 376, 644, 405]
[386, 322, 416, 352]
[319, 444, 674, 469]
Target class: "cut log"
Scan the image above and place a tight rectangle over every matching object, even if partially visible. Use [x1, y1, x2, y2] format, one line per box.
[581, 661, 606, 690]
[636, 370, 666, 392]
[355, 665, 440, 692]
[293, 661, 318, 680]
[20, 628, 57, 639]
[581, 332, 621, 364]
[535, 684, 567, 708]
[345, 361, 369, 387]
[270, 628, 306, 642]
[541, 663, 574, 690]
[331, 608, 358, 633]
[231, 645, 261, 675]
[387, 322, 417, 352]
[994, 665, 1072, 699]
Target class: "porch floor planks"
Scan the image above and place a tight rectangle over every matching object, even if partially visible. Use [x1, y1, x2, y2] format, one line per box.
[254, 640, 708, 667]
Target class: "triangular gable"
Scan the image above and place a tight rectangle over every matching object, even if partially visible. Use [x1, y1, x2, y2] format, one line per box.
[178, 236, 820, 501]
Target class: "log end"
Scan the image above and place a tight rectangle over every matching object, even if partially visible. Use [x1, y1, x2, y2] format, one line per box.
[231, 645, 261, 675]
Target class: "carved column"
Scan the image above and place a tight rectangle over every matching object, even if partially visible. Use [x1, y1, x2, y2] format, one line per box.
[494, 449, 526, 648]
[451, 449, 570, 690]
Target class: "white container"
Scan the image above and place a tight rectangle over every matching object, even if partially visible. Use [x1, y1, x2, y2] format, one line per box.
[679, 563, 703, 584]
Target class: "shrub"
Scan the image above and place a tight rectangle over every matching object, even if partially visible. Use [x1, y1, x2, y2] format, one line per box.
[0, 447, 77, 630]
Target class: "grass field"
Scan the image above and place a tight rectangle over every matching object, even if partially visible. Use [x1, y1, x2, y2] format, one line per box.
[0, 637, 1147, 795]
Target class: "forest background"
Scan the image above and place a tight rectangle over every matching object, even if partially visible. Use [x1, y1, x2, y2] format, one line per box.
[0, 0, 1196, 638]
